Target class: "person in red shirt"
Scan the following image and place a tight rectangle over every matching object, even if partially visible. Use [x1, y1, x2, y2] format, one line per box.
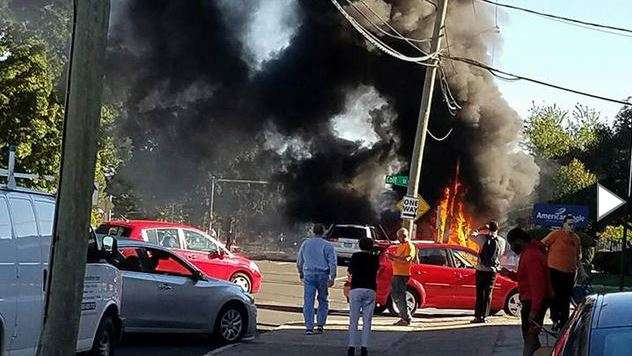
[505, 227, 552, 356]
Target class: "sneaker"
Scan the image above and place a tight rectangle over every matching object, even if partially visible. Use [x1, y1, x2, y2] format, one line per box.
[470, 318, 485, 324]
[347, 347, 356, 356]
[315, 326, 324, 334]
[305, 330, 314, 336]
[360, 347, 368, 356]
[393, 319, 410, 326]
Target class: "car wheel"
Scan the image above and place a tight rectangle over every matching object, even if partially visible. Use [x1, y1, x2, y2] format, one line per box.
[388, 289, 419, 317]
[215, 305, 246, 344]
[504, 290, 522, 317]
[230, 273, 252, 293]
[90, 316, 116, 356]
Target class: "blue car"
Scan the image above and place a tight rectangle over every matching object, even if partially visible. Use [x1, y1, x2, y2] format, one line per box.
[550, 292, 632, 355]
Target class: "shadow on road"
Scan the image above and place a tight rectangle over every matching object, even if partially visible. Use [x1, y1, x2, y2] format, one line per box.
[116, 334, 219, 356]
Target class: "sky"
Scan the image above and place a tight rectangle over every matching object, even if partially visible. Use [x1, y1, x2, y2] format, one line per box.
[489, 0, 632, 123]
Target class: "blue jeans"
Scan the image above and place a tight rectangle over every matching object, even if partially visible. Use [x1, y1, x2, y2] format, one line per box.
[303, 273, 330, 331]
[348, 288, 376, 347]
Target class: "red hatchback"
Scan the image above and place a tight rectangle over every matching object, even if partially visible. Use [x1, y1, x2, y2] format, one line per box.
[375, 242, 520, 317]
[96, 220, 263, 293]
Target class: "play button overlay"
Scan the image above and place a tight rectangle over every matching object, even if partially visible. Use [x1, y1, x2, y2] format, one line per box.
[597, 183, 626, 221]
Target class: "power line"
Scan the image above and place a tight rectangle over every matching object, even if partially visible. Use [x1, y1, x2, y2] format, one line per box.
[478, 0, 632, 37]
[445, 55, 631, 106]
[329, 0, 440, 64]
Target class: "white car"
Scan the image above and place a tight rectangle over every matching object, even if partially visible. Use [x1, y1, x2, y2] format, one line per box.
[0, 185, 122, 355]
[325, 224, 387, 262]
[113, 240, 257, 344]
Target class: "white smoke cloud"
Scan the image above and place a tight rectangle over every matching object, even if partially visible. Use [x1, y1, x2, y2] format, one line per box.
[331, 85, 388, 149]
[218, 0, 300, 71]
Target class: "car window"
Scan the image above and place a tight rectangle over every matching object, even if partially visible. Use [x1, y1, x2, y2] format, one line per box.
[144, 229, 159, 245]
[96, 224, 131, 239]
[328, 226, 367, 240]
[0, 198, 11, 240]
[144, 248, 193, 278]
[156, 228, 181, 249]
[453, 249, 478, 269]
[9, 198, 38, 238]
[418, 248, 449, 267]
[184, 229, 218, 252]
[34, 200, 55, 236]
[117, 247, 145, 272]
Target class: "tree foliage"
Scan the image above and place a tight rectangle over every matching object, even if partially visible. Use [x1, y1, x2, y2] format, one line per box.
[552, 159, 597, 200]
[524, 104, 603, 161]
[0, 27, 62, 190]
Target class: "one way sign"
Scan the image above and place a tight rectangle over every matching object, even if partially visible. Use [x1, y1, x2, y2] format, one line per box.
[400, 196, 419, 220]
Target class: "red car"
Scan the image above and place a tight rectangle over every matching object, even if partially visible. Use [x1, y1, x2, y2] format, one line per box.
[374, 242, 520, 317]
[96, 220, 263, 293]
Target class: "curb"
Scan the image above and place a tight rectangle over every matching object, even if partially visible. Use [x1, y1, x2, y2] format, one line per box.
[256, 303, 349, 315]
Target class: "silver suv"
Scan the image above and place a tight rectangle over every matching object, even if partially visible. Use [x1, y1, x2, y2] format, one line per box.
[325, 224, 388, 262]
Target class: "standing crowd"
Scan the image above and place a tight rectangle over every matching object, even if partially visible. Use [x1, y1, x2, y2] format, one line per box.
[296, 216, 583, 356]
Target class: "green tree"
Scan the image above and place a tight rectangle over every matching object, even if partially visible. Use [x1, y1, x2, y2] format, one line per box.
[552, 159, 597, 200]
[0, 28, 63, 190]
[524, 104, 603, 202]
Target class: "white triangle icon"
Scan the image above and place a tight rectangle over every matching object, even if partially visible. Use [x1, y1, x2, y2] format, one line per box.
[597, 184, 626, 221]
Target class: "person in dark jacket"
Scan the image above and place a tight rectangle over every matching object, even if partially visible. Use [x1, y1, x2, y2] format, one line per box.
[505, 227, 552, 356]
[346, 238, 380, 356]
[469, 220, 506, 323]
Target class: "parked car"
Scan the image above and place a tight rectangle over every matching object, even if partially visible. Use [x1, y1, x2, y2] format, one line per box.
[0, 184, 122, 355]
[112, 239, 257, 344]
[374, 242, 521, 316]
[547, 292, 632, 356]
[96, 220, 262, 293]
[326, 224, 390, 263]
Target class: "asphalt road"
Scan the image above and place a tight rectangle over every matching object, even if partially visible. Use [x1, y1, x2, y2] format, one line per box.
[116, 260, 521, 355]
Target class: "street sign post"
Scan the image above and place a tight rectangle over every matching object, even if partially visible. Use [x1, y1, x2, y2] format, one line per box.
[385, 174, 409, 187]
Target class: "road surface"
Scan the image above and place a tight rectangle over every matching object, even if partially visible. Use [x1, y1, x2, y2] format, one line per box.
[116, 260, 531, 355]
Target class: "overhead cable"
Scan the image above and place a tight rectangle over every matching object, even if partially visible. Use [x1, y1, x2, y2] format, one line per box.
[330, 0, 440, 64]
[445, 55, 631, 106]
[354, 0, 432, 45]
[478, 0, 632, 36]
[428, 128, 454, 141]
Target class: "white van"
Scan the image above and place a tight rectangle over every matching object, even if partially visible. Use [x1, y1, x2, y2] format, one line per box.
[0, 185, 122, 355]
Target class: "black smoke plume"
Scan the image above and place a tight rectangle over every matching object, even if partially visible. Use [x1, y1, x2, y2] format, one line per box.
[105, 0, 533, 229]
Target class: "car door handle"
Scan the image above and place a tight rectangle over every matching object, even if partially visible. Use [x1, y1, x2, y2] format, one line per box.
[158, 283, 173, 291]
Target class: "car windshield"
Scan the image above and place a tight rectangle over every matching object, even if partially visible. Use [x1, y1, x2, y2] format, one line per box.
[328, 226, 366, 240]
[590, 327, 632, 356]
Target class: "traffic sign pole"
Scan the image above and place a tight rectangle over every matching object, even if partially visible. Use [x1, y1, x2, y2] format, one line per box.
[403, 0, 448, 235]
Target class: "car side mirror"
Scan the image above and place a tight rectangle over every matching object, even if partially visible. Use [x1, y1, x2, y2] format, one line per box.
[208, 251, 223, 259]
[192, 270, 205, 281]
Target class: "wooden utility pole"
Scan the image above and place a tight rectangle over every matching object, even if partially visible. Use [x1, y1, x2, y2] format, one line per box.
[37, 1, 111, 355]
[403, 0, 449, 235]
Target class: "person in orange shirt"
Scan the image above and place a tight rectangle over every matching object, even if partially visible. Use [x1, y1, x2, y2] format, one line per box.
[542, 215, 582, 330]
[386, 227, 416, 326]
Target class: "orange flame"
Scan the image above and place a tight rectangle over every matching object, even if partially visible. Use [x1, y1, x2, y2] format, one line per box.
[435, 166, 478, 251]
